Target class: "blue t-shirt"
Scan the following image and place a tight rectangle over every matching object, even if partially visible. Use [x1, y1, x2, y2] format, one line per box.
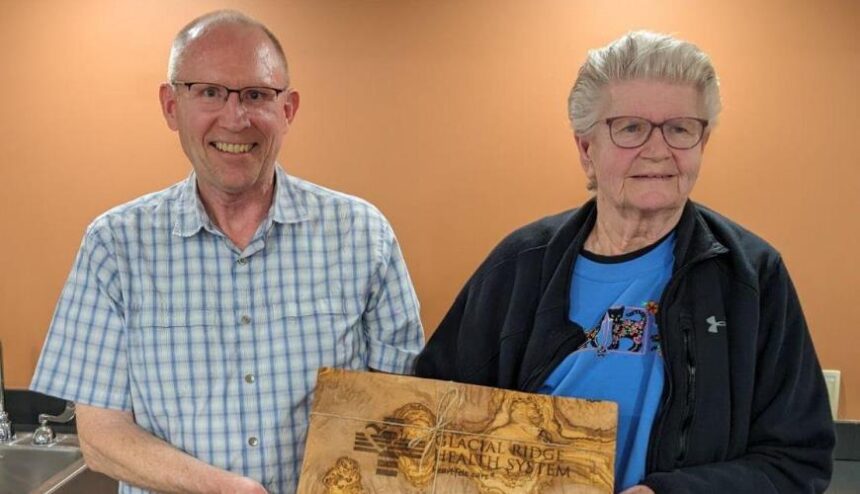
[539, 232, 675, 491]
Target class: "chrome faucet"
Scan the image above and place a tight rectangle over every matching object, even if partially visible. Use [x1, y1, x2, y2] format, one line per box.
[32, 401, 76, 446]
[0, 340, 14, 443]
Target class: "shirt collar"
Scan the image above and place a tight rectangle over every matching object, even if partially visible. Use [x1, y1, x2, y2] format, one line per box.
[271, 164, 309, 225]
[172, 164, 309, 238]
[173, 173, 210, 237]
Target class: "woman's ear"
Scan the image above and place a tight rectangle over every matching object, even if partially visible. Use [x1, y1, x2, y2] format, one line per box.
[575, 134, 596, 186]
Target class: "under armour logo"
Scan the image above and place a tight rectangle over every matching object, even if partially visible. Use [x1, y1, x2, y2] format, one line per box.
[706, 316, 726, 333]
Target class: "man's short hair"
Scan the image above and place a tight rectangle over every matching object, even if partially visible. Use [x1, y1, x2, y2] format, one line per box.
[167, 10, 290, 87]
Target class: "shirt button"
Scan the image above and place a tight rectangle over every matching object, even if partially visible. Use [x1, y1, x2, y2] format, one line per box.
[244, 373, 256, 384]
[237, 258, 248, 265]
[240, 315, 251, 325]
[248, 436, 259, 447]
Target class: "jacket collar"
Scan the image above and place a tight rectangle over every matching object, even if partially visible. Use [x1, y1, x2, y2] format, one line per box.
[539, 199, 729, 298]
[672, 200, 729, 269]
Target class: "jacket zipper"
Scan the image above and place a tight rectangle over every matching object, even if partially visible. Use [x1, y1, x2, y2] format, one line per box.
[646, 249, 716, 472]
[676, 316, 696, 463]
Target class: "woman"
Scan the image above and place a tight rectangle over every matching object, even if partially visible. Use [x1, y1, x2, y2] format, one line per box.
[415, 31, 833, 493]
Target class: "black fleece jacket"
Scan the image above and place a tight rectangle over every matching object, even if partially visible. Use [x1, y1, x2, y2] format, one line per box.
[415, 200, 834, 493]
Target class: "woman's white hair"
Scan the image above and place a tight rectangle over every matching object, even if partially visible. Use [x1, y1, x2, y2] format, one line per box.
[568, 31, 721, 135]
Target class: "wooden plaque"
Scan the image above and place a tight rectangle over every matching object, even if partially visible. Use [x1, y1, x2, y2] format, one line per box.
[297, 368, 617, 493]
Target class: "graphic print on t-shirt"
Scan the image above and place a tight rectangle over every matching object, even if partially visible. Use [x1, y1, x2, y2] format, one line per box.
[582, 302, 661, 356]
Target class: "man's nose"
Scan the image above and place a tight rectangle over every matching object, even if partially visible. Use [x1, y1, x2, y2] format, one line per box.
[218, 92, 251, 129]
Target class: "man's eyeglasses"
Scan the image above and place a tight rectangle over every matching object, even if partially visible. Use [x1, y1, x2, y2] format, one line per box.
[172, 82, 287, 111]
[605, 116, 709, 150]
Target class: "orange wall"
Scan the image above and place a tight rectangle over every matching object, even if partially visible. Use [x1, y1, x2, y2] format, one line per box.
[1, 0, 857, 419]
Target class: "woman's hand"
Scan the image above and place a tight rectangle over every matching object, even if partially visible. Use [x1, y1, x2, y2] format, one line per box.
[619, 486, 655, 494]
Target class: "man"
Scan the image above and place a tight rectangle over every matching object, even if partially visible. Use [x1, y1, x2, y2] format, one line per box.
[31, 10, 423, 493]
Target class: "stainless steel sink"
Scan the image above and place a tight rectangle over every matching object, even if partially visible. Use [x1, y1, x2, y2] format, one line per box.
[0, 433, 116, 494]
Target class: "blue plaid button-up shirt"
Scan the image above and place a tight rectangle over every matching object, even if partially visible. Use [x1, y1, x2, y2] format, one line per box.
[31, 165, 424, 493]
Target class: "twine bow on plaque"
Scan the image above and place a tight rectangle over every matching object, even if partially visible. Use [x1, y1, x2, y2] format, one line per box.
[409, 387, 463, 463]
[404, 387, 464, 492]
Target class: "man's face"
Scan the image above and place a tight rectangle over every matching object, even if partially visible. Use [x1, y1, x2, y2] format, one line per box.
[159, 24, 299, 200]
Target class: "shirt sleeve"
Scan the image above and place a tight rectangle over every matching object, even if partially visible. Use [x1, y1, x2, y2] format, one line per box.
[361, 215, 424, 374]
[30, 222, 131, 410]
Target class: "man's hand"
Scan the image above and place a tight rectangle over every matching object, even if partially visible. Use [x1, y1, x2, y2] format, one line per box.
[620, 486, 656, 494]
[224, 476, 269, 494]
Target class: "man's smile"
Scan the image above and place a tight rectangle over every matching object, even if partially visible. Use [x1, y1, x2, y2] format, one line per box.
[211, 141, 255, 154]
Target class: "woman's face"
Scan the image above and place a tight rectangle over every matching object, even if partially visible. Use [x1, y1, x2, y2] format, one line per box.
[576, 80, 709, 217]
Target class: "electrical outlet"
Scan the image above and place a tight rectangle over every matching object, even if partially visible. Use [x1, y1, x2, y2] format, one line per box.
[822, 369, 841, 419]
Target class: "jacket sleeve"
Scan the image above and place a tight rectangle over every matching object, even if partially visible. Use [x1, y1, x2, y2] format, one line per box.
[413, 283, 469, 381]
[414, 250, 526, 386]
[642, 257, 834, 494]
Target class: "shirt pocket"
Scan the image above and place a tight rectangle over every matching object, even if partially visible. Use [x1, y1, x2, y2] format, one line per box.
[261, 295, 363, 387]
[126, 308, 227, 416]
[125, 295, 356, 419]
[268, 295, 345, 320]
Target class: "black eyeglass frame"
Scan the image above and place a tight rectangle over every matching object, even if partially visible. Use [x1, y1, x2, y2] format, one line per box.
[604, 116, 709, 150]
[171, 81, 288, 104]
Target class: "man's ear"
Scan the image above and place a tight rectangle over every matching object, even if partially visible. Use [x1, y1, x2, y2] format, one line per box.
[283, 89, 300, 124]
[159, 83, 179, 131]
[575, 133, 596, 185]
